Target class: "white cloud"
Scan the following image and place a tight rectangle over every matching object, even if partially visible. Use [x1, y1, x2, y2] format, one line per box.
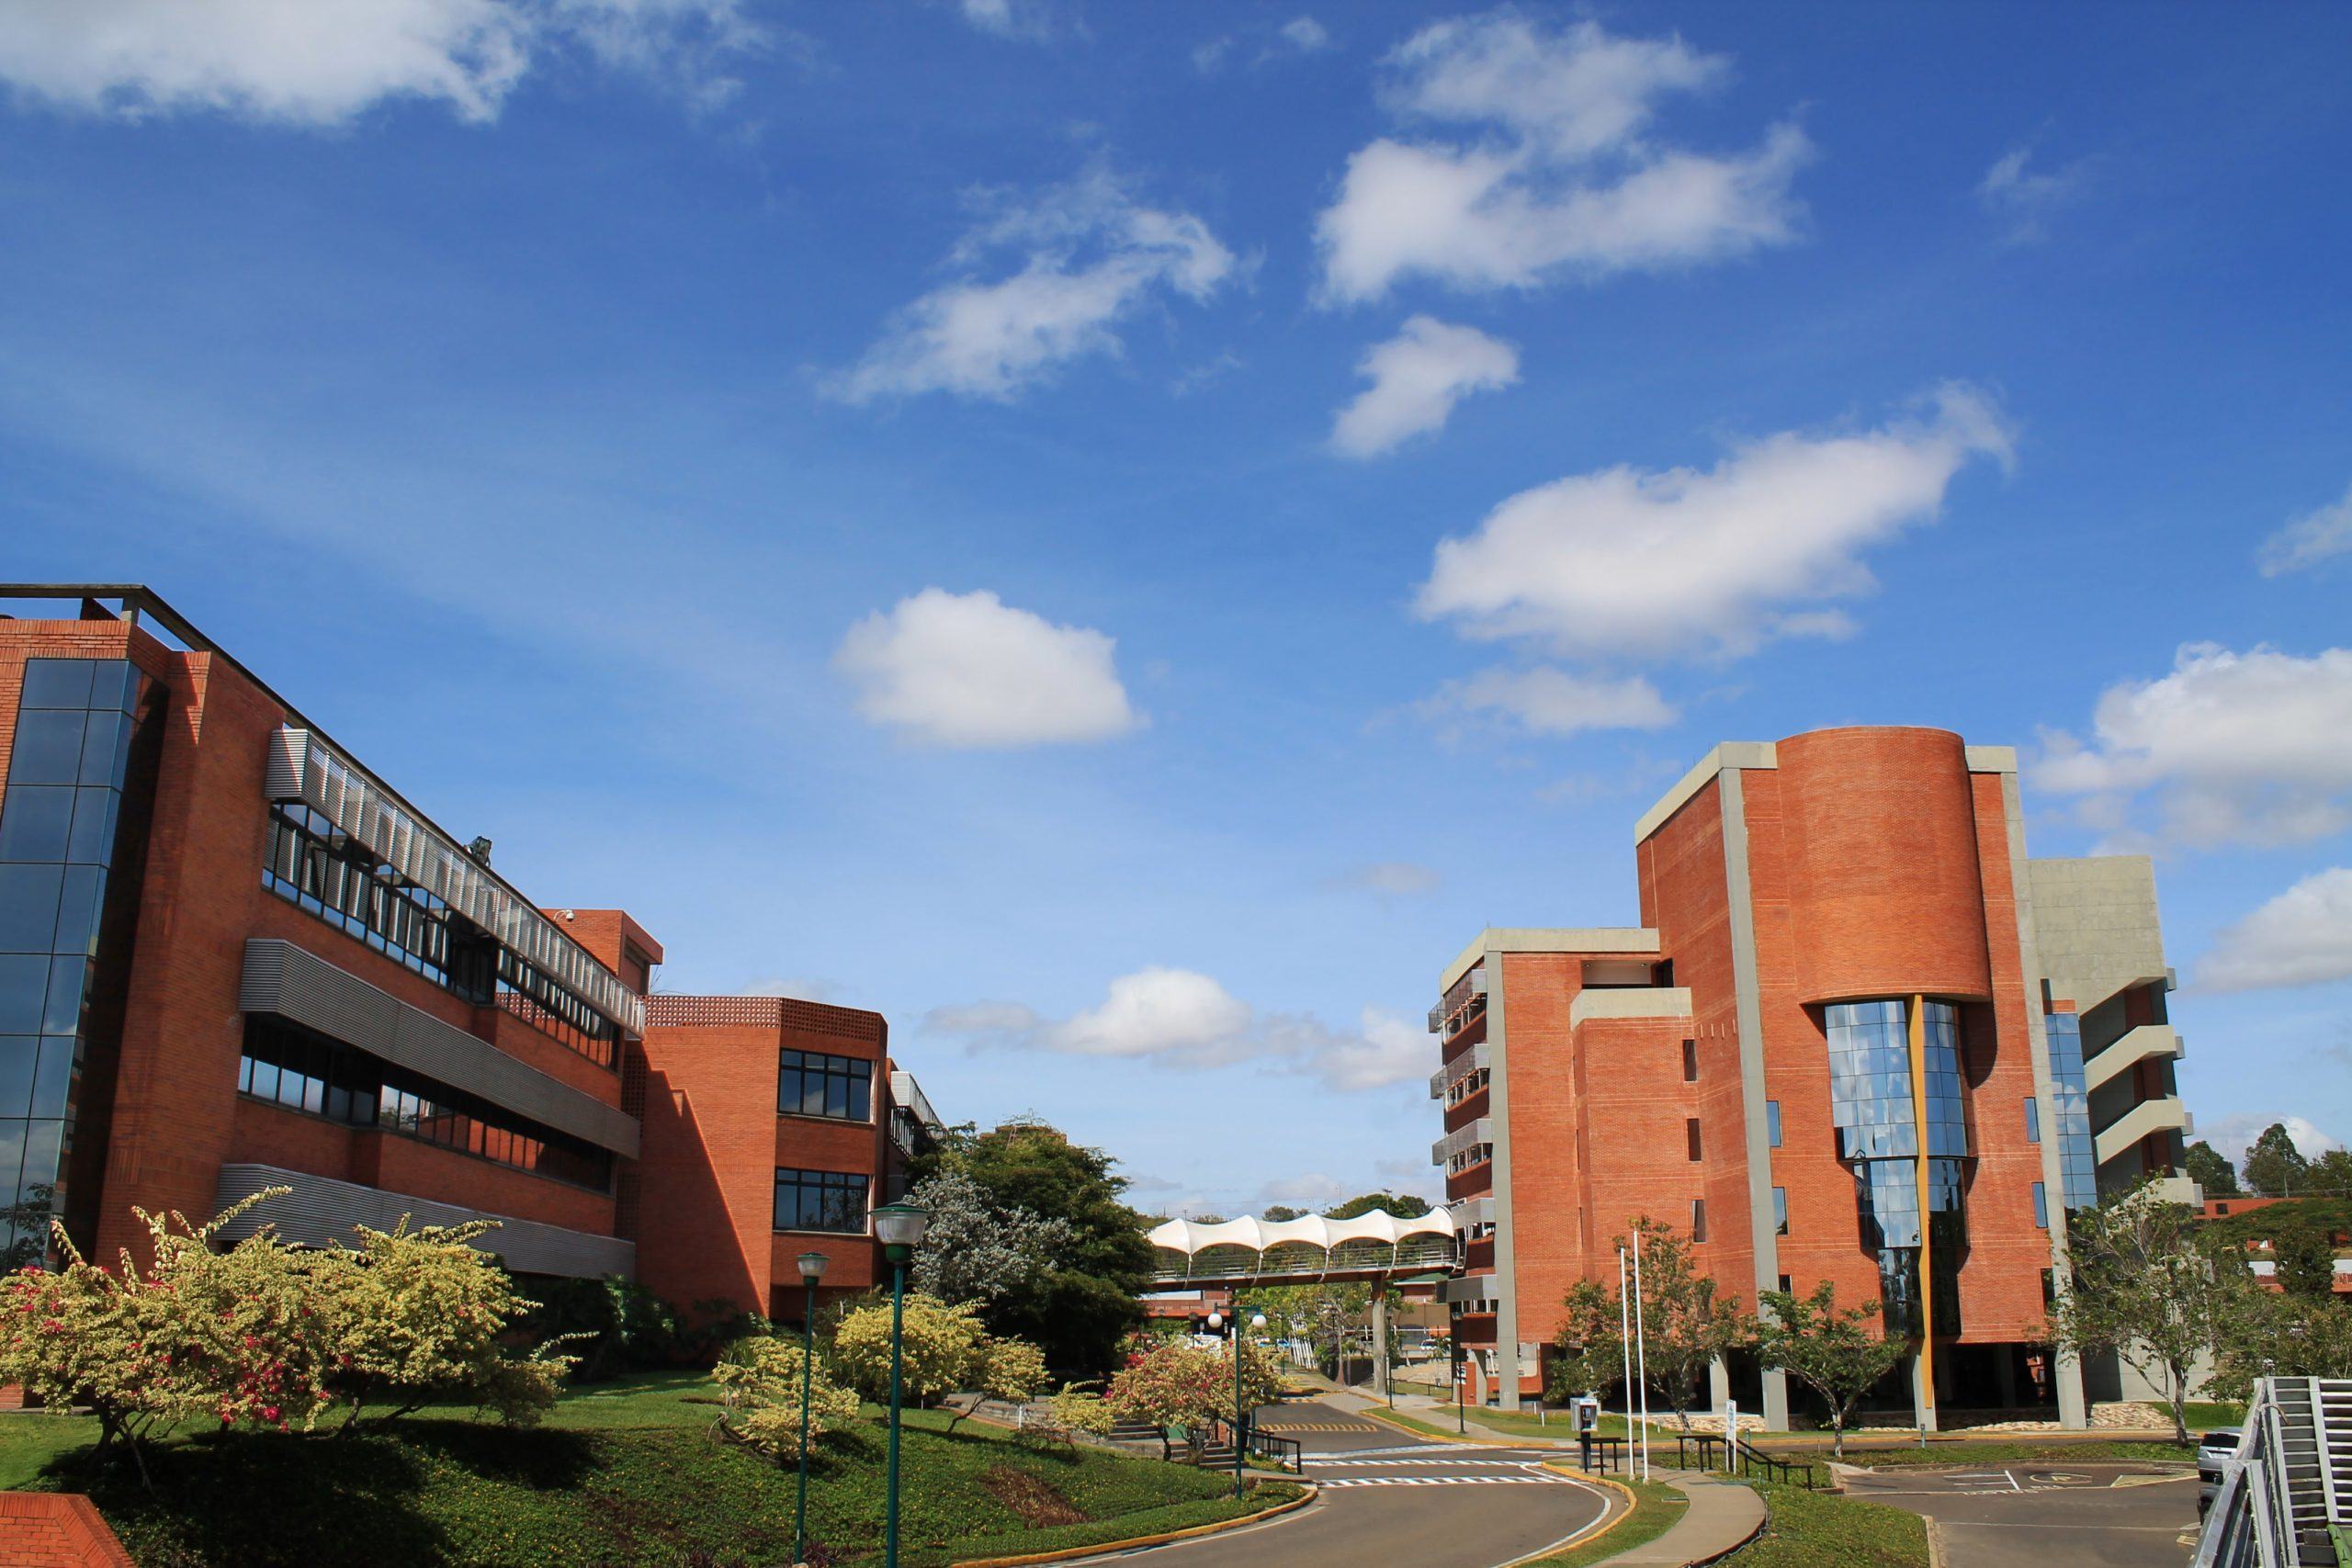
[0, 0, 755, 124]
[2257, 479, 2352, 577]
[833, 587, 1140, 749]
[926, 973, 1430, 1090]
[1328, 861, 1443, 897]
[1430, 666, 1678, 736]
[2031, 645, 2352, 848]
[1315, 14, 1809, 303]
[1330, 315, 1518, 457]
[1279, 17, 1331, 53]
[1417, 385, 2012, 660]
[834, 166, 1237, 403]
[2199, 1111, 2344, 1169]
[2198, 869, 2352, 992]
[739, 976, 844, 1003]
[1977, 143, 2090, 243]
[953, 0, 1056, 40]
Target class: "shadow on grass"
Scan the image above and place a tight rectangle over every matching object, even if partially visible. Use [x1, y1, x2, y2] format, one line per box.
[52, 1420, 601, 1568]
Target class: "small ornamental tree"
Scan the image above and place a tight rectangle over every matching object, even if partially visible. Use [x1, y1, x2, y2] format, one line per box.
[1546, 1279, 1626, 1405]
[711, 1336, 860, 1461]
[1047, 1382, 1114, 1438]
[831, 1292, 986, 1406]
[1755, 1281, 1906, 1459]
[323, 1216, 578, 1429]
[2047, 1181, 2252, 1443]
[0, 1191, 335, 1487]
[1104, 1337, 1283, 1453]
[976, 1336, 1049, 1406]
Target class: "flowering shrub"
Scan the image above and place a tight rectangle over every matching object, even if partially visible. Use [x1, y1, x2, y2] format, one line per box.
[0, 1190, 335, 1484]
[831, 1292, 987, 1406]
[711, 1335, 860, 1461]
[1104, 1338, 1283, 1434]
[322, 1217, 577, 1429]
[974, 1336, 1048, 1406]
[1047, 1382, 1114, 1438]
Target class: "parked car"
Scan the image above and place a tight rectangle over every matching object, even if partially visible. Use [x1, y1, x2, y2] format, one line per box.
[2198, 1428, 2243, 1517]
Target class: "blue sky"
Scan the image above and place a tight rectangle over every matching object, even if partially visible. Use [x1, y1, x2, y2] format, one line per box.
[3, 1, 2349, 1218]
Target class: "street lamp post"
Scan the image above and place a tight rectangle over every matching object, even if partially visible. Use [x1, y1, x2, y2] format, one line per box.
[793, 1249, 831, 1567]
[872, 1201, 930, 1568]
[1207, 1307, 1267, 1501]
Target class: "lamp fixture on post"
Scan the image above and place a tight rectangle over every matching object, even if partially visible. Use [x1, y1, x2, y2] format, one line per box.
[793, 1249, 830, 1567]
[871, 1201, 930, 1568]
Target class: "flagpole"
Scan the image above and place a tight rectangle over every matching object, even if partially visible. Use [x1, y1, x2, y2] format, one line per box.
[1632, 1236, 1651, 1482]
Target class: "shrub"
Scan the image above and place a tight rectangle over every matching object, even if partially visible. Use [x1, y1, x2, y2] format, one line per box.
[832, 1292, 987, 1406]
[1105, 1339, 1283, 1434]
[0, 1190, 336, 1485]
[976, 1337, 1049, 1406]
[711, 1336, 860, 1461]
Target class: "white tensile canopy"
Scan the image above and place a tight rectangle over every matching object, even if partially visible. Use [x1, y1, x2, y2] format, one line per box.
[1147, 1207, 1454, 1258]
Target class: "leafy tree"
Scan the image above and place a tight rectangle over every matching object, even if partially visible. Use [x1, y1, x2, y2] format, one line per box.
[1545, 1279, 1627, 1404]
[1044, 1382, 1115, 1441]
[711, 1337, 859, 1460]
[2047, 1180, 2254, 1443]
[975, 1336, 1050, 1407]
[831, 1292, 987, 1407]
[1105, 1337, 1283, 1447]
[2210, 1290, 2352, 1402]
[2309, 1148, 2352, 1197]
[0, 1190, 336, 1487]
[2244, 1122, 2312, 1198]
[935, 1122, 1155, 1376]
[1606, 1217, 1754, 1429]
[1240, 1281, 1369, 1379]
[1755, 1281, 1906, 1459]
[2267, 1214, 2343, 1300]
[1261, 1206, 1306, 1222]
[908, 1168, 1073, 1313]
[2185, 1140, 2240, 1198]
[1321, 1191, 1432, 1221]
[323, 1216, 577, 1431]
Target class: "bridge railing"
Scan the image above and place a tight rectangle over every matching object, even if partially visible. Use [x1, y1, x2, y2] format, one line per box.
[1148, 1234, 1462, 1286]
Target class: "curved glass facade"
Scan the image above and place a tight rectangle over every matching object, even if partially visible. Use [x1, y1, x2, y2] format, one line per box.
[1825, 998, 1973, 1336]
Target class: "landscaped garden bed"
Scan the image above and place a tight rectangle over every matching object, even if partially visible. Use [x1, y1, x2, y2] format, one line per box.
[4, 1375, 1301, 1566]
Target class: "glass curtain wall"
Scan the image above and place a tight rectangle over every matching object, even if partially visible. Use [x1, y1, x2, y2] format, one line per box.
[1824, 998, 1973, 1337]
[2041, 1011, 2098, 1210]
[0, 659, 161, 1270]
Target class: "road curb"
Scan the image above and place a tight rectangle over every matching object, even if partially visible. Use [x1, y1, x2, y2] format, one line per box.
[1358, 1404, 1500, 1446]
[948, 1483, 1317, 1566]
[1503, 1464, 1640, 1564]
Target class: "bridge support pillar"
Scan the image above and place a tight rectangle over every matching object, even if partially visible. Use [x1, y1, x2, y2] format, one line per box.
[1370, 1285, 1389, 1398]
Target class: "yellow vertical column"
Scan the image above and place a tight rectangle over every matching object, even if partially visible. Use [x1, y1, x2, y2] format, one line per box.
[1908, 994, 1936, 1430]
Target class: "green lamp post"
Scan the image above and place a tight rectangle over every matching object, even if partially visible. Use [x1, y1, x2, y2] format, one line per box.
[871, 1201, 930, 1568]
[1206, 1307, 1268, 1500]
[792, 1248, 830, 1567]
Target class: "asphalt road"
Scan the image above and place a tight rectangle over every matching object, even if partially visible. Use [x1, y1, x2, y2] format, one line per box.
[1843, 1461, 2201, 1568]
[1059, 1400, 1614, 1568]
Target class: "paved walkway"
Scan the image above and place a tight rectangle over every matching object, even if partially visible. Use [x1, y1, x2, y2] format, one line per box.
[1590, 1472, 1767, 1566]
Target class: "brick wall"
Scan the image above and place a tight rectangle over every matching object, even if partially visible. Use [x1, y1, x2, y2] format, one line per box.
[0, 1493, 135, 1567]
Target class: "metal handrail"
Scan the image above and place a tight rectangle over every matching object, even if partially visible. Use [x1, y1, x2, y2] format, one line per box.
[1732, 1438, 1817, 1490]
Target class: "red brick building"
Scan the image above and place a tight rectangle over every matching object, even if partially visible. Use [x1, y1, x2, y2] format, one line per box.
[0, 586, 937, 1316]
[1432, 727, 2194, 1429]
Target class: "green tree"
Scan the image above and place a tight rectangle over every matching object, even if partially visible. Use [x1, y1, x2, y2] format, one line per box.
[831, 1292, 986, 1407]
[929, 1121, 1156, 1376]
[2309, 1148, 2352, 1197]
[1261, 1205, 1306, 1222]
[2185, 1140, 2241, 1198]
[711, 1337, 859, 1460]
[2210, 1291, 2352, 1402]
[1755, 1281, 1906, 1459]
[2267, 1213, 2343, 1300]
[1321, 1191, 1432, 1220]
[2047, 1180, 2254, 1443]
[2244, 1122, 2312, 1197]
[1545, 1279, 1626, 1404]
[908, 1168, 1073, 1313]
[1611, 1217, 1755, 1429]
[1240, 1280, 1370, 1378]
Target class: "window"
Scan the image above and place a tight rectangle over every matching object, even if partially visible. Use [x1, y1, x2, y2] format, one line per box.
[2031, 1180, 2049, 1230]
[1690, 1199, 1708, 1243]
[1680, 1039, 1698, 1083]
[778, 1049, 873, 1121]
[1773, 1186, 1789, 1236]
[1685, 1118, 1702, 1161]
[1766, 1100, 1782, 1148]
[263, 802, 617, 1068]
[237, 1015, 612, 1190]
[1777, 1274, 1792, 1295]
[775, 1168, 870, 1234]
[2023, 1096, 2041, 1144]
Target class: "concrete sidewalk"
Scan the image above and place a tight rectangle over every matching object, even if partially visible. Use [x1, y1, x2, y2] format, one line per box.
[1589, 1472, 1767, 1566]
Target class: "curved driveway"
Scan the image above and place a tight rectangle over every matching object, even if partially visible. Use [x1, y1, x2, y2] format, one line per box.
[1068, 1401, 1615, 1568]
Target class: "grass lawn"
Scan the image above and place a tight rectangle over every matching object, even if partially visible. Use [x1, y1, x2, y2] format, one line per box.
[1733, 1479, 1929, 1566]
[1363, 1404, 1633, 1443]
[1, 1372, 1300, 1567]
[1527, 1474, 1687, 1567]
[2182, 1402, 2247, 1429]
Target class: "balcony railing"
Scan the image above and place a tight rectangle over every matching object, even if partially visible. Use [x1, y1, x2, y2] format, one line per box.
[1429, 1043, 1490, 1100]
[1431, 964, 1487, 1041]
[1433, 1117, 1493, 1167]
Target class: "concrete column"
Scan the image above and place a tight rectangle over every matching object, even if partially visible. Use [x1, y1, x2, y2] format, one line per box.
[2055, 1347, 2088, 1429]
[1371, 1286, 1390, 1395]
[1708, 1356, 1731, 1412]
[1761, 1367, 1789, 1431]
[1911, 1352, 1939, 1433]
[1996, 1347, 2018, 1410]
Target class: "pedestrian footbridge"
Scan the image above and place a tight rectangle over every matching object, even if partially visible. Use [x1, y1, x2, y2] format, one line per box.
[1147, 1208, 1459, 1288]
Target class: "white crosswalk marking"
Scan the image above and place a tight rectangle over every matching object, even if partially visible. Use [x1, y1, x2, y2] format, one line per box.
[1316, 1474, 1573, 1488]
[1310, 1458, 1542, 1468]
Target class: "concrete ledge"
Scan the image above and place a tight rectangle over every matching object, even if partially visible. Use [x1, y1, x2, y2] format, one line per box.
[1635, 742, 1777, 844]
[1570, 987, 1695, 1029]
[1442, 929, 1663, 991]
